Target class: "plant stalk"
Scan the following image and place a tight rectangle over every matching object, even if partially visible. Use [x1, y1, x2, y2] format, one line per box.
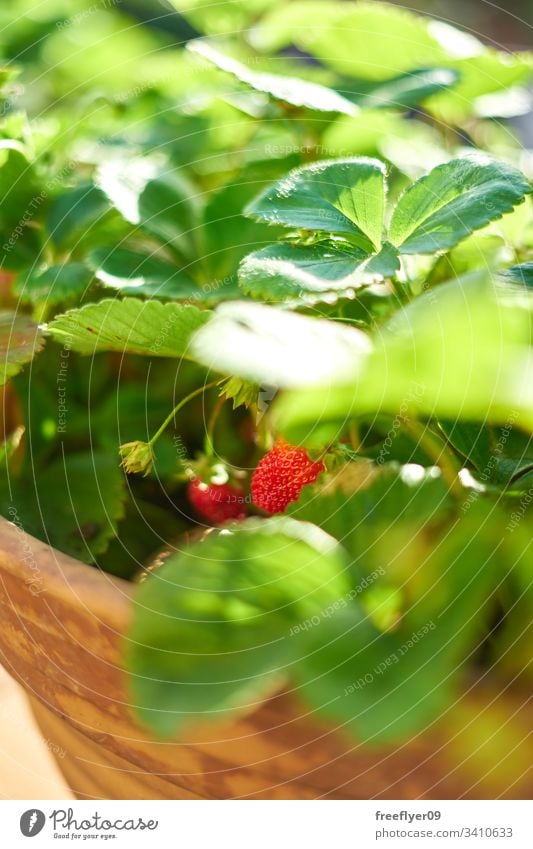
[149, 380, 220, 447]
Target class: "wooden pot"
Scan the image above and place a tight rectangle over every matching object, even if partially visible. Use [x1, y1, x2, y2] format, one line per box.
[0, 516, 530, 800]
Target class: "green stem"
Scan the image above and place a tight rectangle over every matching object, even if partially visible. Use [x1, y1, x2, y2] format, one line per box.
[32, 302, 51, 324]
[204, 395, 225, 458]
[424, 254, 449, 291]
[253, 400, 274, 452]
[402, 418, 463, 497]
[286, 111, 321, 162]
[390, 275, 411, 305]
[149, 380, 220, 448]
[349, 421, 361, 453]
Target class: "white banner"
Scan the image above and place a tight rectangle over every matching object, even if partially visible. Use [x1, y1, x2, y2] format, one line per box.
[2, 800, 532, 848]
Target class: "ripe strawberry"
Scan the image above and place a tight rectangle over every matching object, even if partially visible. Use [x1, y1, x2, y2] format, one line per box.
[187, 478, 247, 524]
[251, 438, 325, 514]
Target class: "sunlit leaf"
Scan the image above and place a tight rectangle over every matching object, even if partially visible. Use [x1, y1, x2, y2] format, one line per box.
[253, 2, 533, 122]
[252, 2, 447, 80]
[427, 51, 533, 123]
[48, 298, 210, 357]
[389, 155, 531, 255]
[341, 67, 459, 110]
[245, 157, 386, 252]
[189, 40, 358, 116]
[239, 242, 398, 302]
[275, 275, 533, 445]
[191, 300, 372, 388]
[499, 263, 533, 290]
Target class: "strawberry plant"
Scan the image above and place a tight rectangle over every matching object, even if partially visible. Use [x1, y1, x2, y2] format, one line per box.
[0, 0, 532, 759]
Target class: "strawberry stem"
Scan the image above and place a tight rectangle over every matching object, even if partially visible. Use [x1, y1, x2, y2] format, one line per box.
[204, 395, 226, 459]
[148, 380, 220, 448]
[402, 419, 463, 497]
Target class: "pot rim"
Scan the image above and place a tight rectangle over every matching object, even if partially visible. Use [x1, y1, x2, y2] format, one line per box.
[0, 515, 133, 630]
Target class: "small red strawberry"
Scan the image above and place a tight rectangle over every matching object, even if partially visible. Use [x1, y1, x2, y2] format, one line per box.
[187, 478, 247, 524]
[251, 438, 325, 514]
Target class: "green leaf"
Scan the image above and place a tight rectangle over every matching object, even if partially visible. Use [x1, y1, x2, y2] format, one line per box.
[97, 497, 186, 581]
[202, 168, 286, 281]
[439, 420, 533, 488]
[47, 184, 111, 248]
[172, 0, 274, 34]
[3, 452, 126, 563]
[0, 312, 44, 385]
[296, 579, 489, 742]
[255, 2, 532, 122]
[275, 275, 533, 446]
[442, 232, 509, 278]
[89, 247, 202, 300]
[495, 265, 533, 319]
[191, 300, 372, 388]
[389, 155, 531, 255]
[497, 263, 533, 313]
[427, 50, 533, 124]
[438, 421, 494, 476]
[364, 242, 401, 276]
[0, 141, 39, 230]
[499, 263, 533, 289]
[47, 298, 210, 358]
[0, 225, 42, 271]
[126, 516, 349, 736]
[0, 66, 18, 93]
[96, 157, 200, 259]
[252, 2, 447, 80]
[245, 157, 386, 252]
[14, 263, 93, 305]
[239, 242, 396, 303]
[188, 40, 358, 116]
[473, 87, 532, 119]
[287, 468, 502, 741]
[288, 464, 452, 558]
[342, 67, 459, 110]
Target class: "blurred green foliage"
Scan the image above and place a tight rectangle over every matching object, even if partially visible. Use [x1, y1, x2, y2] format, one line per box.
[0, 0, 531, 771]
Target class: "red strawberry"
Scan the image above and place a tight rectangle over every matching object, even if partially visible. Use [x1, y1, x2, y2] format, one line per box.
[251, 438, 325, 514]
[187, 478, 247, 524]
